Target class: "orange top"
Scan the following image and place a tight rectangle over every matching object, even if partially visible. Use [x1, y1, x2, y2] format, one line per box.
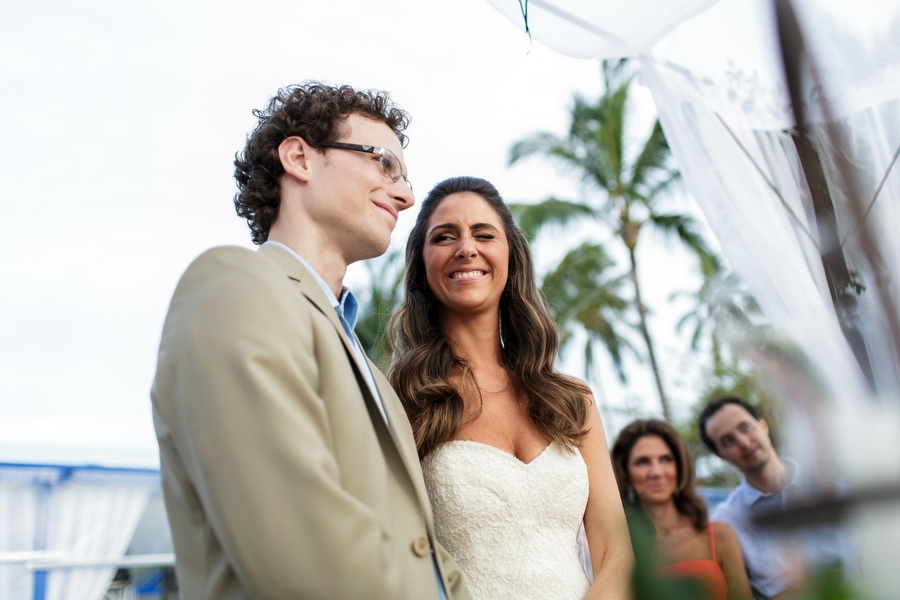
[658, 523, 728, 600]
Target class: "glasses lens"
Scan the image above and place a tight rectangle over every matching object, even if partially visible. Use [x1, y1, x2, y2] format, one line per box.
[383, 150, 412, 190]
[379, 150, 399, 180]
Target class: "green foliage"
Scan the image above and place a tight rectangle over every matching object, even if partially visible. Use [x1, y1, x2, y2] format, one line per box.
[354, 249, 404, 371]
[507, 199, 595, 243]
[795, 565, 868, 600]
[541, 241, 635, 381]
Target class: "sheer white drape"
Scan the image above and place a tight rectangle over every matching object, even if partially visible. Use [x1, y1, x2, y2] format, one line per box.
[0, 466, 155, 600]
[639, 60, 880, 406]
[0, 468, 40, 600]
[43, 472, 152, 600]
[486, 0, 900, 411]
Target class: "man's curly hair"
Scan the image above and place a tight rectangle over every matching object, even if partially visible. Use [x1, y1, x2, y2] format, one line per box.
[233, 81, 411, 245]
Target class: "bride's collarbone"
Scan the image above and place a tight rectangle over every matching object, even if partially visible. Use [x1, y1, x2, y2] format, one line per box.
[454, 418, 549, 464]
[459, 387, 527, 424]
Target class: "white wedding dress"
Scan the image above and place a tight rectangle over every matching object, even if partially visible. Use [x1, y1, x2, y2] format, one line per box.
[422, 440, 591, 600]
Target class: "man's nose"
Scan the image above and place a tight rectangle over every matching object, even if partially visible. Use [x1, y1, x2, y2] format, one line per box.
[735, 432, 753, 449]
[392, 180, 415, 211]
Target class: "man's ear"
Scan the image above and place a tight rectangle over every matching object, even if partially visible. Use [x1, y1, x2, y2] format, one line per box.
[278, 136, 312, 182]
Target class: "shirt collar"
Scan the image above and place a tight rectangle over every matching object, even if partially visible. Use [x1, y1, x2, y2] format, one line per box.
[262, 241, 355, 319]
[338, 287, 359, 329]
[738, 458, 799, 505]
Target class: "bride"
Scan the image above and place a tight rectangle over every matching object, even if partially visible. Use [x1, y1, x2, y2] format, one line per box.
[389, 176, 633, 600]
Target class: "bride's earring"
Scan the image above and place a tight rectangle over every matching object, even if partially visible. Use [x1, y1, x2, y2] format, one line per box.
[627, 488, 635, 504]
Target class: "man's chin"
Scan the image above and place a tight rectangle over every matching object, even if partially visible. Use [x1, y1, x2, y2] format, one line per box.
[743, 452, 768, 472]
[356, 240, 391, 262]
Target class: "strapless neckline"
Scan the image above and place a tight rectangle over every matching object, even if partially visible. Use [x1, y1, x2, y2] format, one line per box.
[441, 439, 553, 466]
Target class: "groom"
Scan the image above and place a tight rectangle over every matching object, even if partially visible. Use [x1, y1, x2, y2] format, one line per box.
[151, 81, 470, 599]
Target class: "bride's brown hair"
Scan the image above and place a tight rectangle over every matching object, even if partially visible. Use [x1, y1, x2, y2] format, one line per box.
[388, 176, 591, 459]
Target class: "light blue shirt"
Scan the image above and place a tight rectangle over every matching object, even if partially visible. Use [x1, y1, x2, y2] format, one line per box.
[711, 460, 857, 599]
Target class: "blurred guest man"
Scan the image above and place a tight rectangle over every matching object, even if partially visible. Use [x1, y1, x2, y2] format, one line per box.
[699, 396, 855, 599]
[151, 81, 470, 600]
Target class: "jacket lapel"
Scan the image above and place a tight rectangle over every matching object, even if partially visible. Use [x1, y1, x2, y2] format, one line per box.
[258, 244, 357, 356]
[257, 244, 429, 503]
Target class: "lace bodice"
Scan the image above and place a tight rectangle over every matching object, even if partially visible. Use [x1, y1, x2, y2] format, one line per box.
[423, 440, 591, 600]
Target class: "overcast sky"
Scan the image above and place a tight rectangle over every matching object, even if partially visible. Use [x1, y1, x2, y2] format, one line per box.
[0, 0, 705, 467]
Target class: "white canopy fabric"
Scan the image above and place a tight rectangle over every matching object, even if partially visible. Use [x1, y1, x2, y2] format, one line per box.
[485, 0, 718, 59]
[486, 0, 900, 427]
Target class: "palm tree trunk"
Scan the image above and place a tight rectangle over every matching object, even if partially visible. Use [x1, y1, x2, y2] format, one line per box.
[627, 246, 673, 422]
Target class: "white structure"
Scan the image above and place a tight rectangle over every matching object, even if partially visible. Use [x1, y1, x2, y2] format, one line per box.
[0, 462, 172, 600]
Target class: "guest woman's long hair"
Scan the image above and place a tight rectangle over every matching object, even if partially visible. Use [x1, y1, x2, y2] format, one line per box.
[611, 419, 708, 532]
[388, 176, 591, 459]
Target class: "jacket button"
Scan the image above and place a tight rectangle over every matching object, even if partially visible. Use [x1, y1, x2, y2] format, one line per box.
[412, 536, 430, 557]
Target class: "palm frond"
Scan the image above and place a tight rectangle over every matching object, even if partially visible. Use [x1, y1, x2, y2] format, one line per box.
[631, 120, 672, 189]
[508, 198, 596, 242]
[541, 242, 634, 380]
[641, 168, 682, 202]
[601, 58, 636, 92]
[508, 132, 569, 165]
[594, 84, 631, 187]
[648, 213, 716, 269]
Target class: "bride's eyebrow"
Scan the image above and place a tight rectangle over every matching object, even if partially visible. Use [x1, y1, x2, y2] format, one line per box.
[427, 222, 500, 236]
[428, 223, 459, 236]
[471, 223, 499, 232]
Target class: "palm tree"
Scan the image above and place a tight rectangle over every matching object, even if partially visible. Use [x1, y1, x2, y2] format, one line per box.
[538, 240, 634, 383]
[671, 258, 761, 379]
[508, 65, 714, 422]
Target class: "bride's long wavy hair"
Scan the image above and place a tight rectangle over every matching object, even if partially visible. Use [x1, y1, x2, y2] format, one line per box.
[388, 176, 591, 459]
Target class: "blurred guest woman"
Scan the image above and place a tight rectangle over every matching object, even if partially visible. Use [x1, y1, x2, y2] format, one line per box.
[611, 419, 752, 600]
[389, 176, 633, 600]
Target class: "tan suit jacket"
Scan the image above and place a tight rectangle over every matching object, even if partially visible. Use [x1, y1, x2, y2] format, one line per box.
[151, 244, 469, 600]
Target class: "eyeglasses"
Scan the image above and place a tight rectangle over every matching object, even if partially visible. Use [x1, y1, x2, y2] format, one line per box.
[320, 142, 413, 190]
